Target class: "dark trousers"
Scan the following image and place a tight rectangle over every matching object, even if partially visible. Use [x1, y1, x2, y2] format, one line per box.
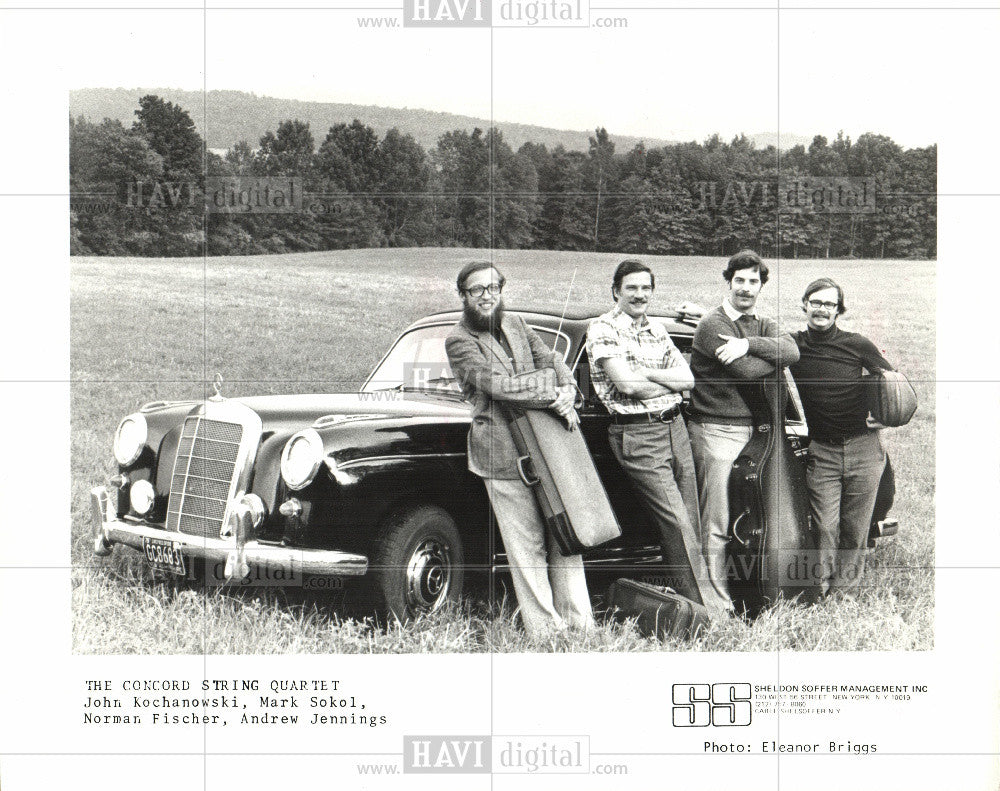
[607, 419, 728, 615]
[806, 432, 887, 594]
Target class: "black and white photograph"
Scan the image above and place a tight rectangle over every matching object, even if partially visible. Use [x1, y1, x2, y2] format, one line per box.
[1, 1, 998, 789]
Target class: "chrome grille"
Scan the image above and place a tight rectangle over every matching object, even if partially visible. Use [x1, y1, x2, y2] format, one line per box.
[167, 416, 244, 538]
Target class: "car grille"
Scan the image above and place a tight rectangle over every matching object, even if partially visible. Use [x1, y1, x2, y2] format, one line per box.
[166, 417, 244, 539]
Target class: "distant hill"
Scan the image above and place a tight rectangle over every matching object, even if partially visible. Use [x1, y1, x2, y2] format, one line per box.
[69, 88, 819, 154]
[746, 131, 814, 150]
[70, 87, 808, 154]
[70, 87, 673, 153]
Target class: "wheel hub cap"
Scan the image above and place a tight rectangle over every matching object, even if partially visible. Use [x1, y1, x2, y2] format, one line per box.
[405, 540, 451, 611]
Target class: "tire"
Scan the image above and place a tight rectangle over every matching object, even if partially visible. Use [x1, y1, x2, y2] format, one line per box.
[369, 504, 464, 622]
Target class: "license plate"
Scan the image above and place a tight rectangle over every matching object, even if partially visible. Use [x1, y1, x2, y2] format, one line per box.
[142, 537, 187, 576]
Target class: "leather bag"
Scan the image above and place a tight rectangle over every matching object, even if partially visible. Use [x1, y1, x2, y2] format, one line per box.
[607, 579, 711, 640]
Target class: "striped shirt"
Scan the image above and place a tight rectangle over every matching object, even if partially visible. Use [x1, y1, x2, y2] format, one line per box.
[587, 306, 685, 414]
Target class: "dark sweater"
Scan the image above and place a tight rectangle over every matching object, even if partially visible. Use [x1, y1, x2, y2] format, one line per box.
[790, 324, 893, 441]
[689, 305, 800, 425]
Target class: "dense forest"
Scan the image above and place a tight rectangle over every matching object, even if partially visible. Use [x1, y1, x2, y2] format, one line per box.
[70, 95, 936, 258]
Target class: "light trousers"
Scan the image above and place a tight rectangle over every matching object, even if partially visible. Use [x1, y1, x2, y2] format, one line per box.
[485, 477, 594, 638]
[688, 421, 754, 613]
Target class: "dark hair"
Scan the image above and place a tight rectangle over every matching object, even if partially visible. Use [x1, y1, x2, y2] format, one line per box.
[802, 277, 846, 315]
[722, 250, 769, 285]
[456, 261, 505, 292]
[611, 259, 655, 301]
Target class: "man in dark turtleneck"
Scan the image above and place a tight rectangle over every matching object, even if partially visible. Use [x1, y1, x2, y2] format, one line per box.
[789, 277, 894, 597]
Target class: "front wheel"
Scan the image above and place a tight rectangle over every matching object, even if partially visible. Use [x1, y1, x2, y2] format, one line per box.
[369, 504, 464, 622]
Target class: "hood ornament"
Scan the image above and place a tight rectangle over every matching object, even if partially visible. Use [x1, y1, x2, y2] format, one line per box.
[209, 373, 225, 402]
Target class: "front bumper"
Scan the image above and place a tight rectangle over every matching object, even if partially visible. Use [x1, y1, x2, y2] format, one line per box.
[90, 486, 369, 579]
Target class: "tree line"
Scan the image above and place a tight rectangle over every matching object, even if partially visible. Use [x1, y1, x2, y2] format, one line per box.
[70, 95, 936, 258]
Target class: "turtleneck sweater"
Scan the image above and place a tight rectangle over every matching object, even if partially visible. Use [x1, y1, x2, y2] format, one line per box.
[790, 323, 893, 441]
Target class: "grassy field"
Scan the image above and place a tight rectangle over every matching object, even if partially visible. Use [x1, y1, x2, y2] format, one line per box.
[71, 249, 935, 653]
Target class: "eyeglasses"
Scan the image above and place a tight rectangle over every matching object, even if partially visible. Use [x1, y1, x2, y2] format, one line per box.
[462, 284, 503, 298]
[807, 299, 839, 311]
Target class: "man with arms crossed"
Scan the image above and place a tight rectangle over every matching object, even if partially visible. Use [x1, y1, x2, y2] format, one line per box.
[688, 251, 800, 613]
[790, 277, 893, 596]
[445, 261, 593, 638]
[587, 260, 727, 615]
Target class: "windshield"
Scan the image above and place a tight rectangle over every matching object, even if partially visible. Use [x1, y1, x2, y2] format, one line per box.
[362, 321, 571, 394]
[363, 323, 460, 394]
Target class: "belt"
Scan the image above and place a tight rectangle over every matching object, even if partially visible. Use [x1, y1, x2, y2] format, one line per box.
[610, 406, 682, 425]
[812, 430, 870, 444]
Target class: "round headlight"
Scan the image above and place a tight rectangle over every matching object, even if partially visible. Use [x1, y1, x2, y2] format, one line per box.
[113, 414, 148, 466]
[129, 479, 155, 515]
[280, 429, 324, 491]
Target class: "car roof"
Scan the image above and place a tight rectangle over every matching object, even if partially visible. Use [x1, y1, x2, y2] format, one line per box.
[408, 305, 697, 337]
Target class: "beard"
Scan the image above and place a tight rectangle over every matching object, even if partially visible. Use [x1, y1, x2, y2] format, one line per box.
[464, 299, 504, 333]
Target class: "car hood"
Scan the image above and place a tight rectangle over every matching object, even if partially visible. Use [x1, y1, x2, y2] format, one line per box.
[231, 392, 470, 434]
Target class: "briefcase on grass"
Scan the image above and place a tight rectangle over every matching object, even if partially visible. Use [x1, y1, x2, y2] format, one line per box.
[607, 579, 711, 641]
[505, 404, 621, 556]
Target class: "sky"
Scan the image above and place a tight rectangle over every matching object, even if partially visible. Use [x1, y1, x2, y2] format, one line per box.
[9, 5, 977, 149]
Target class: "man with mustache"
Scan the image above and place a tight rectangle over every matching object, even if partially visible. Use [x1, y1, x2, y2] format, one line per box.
[688, 250, 800, 614]
[789, 277, 893, 596]
[445, 261, 593, 638]
[587, 260, 726, 615]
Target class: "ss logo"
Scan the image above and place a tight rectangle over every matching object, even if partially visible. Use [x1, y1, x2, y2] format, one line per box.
[672, 683, 752, 727]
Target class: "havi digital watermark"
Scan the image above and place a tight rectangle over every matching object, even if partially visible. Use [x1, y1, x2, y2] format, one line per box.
[693, 177, 877, 214]
[403, 735, 590, 773]
[403, 0, 588, 27]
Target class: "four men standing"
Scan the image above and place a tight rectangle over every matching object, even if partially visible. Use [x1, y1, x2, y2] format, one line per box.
[447, 253, 897, 634]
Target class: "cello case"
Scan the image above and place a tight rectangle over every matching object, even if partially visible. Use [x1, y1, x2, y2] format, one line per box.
[726, 373, 816, 614]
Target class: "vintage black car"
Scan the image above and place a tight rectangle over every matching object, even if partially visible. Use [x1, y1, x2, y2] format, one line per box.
[92, 306, 897, 619]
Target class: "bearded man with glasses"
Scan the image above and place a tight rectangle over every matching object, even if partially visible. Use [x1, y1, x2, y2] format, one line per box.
[445, 261, 593, 638]
[790, 277, 895, 597]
